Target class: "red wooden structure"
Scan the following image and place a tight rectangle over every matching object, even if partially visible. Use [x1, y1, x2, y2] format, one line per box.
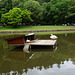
[6, 33, 35, 46]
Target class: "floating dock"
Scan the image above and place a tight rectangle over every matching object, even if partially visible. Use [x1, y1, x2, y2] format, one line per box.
[25, 40, 56, 46]
[23, 40, 57, 51]
[6, 33, 57, 50]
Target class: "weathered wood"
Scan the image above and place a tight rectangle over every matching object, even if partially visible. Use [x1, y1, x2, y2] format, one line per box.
[23, 40, 57, 51]
[25, 40, 56, 46]
[8, 38, 24, 45]
[6, 33, 35, 46]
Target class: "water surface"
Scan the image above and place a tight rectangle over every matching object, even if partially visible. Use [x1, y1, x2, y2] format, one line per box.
[0, 33, 75, 75]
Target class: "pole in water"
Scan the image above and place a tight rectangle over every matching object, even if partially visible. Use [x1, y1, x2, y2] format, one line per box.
[29, 45, 31, 52]
[23, 43, 30, 51]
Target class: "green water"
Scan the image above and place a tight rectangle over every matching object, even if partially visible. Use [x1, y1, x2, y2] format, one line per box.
[0, 33, 75, 75]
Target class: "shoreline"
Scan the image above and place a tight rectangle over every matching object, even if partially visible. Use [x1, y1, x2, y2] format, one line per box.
[0, 29, 75, 34]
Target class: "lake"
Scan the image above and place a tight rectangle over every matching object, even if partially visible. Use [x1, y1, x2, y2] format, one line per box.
[0, 33, 75, 75]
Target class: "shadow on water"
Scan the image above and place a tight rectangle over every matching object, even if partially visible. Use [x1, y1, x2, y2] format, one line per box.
[8, 45, 56, 53]
[29, 45, 57, 53]
[0, 33, 75, 75]
[9, 46, 24, 52]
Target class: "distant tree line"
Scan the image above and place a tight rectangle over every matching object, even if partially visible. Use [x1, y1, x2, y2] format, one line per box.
[0, 0, 75, 27]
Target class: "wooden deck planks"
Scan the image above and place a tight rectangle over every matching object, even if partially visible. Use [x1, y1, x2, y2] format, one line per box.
[25, 40, 57, 46]
[24, 40, 57, 50]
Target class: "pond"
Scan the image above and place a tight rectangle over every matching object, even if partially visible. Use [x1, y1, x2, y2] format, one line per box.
[0, 33, 75, 75]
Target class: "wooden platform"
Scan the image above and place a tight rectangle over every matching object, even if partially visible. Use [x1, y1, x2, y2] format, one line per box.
[6, 33, 57, 50]
[23, 40, 57, 51]
[27, 40, 57, 46]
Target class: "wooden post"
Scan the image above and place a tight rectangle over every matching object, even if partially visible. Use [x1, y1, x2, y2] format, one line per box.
[29, 45, 31, 52]
[53, 45, 55, 49]
[7, 42, 9, 52]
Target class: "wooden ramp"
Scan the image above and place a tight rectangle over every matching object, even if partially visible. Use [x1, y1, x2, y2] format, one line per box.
[23, 40, 57, 51]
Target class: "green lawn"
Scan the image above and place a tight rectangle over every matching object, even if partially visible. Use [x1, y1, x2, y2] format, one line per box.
[0, 26, 75, 31]
[0, 31, 75, 36]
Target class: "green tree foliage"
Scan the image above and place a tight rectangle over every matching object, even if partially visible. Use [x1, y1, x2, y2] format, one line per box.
[42, 0, 68, 24]
[12, 0, 28, 9]
[42, 2, 51, 24]
[0, 0, 75, 25]
[21, 10, 33, 23]
[0, 0, 12, 12]
[0, 8, 7, 22]
[51, 0, 68, 24]
[66, 0, 75, 23]
[4, 0, 12, 11]
[1, 8, 22, 27]
[0, 0, 5, 8]
[24, 0, 43, 23]
[36, 0, 51, 3]
[0, 0, 7, 22]
[1, 8, 33, 27]
[0, 0, 12, 22]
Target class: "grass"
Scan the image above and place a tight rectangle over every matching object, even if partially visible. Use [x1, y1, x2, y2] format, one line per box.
[0, 25, 75, 36]
[0, 31, 75, 36]
[0, 26, 75, 31]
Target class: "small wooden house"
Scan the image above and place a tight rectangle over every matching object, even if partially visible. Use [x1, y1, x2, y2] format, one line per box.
[6, 33, 35, 46]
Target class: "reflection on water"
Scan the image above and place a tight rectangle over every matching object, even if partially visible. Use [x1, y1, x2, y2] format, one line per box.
[0, 33, 75, 75]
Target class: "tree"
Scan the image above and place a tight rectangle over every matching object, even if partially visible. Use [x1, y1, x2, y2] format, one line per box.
[21, 9, 33, 23]
[52, 1, 68, 24]
[4, 0, 12, 11]
[0, 0, 75, 25]
[42, 2, 51, 24]
[12, 0, 22, 8]
[0, 0, 12, 22]
[24, 0, 43, 23]
[1, 8, 22, 27]
[1, 8, 33, 27]
[12, 0, 28, 9]
[66, 0, 75, 23]
[36, 0, 51, 3]
[0, 0, 7, 22]
[42, 0, 68, 24]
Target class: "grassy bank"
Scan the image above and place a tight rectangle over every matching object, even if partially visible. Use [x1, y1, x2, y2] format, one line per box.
[0, 26, 75, 36]
[0, 26, 75, 31]
[0, 31, 75, 36]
